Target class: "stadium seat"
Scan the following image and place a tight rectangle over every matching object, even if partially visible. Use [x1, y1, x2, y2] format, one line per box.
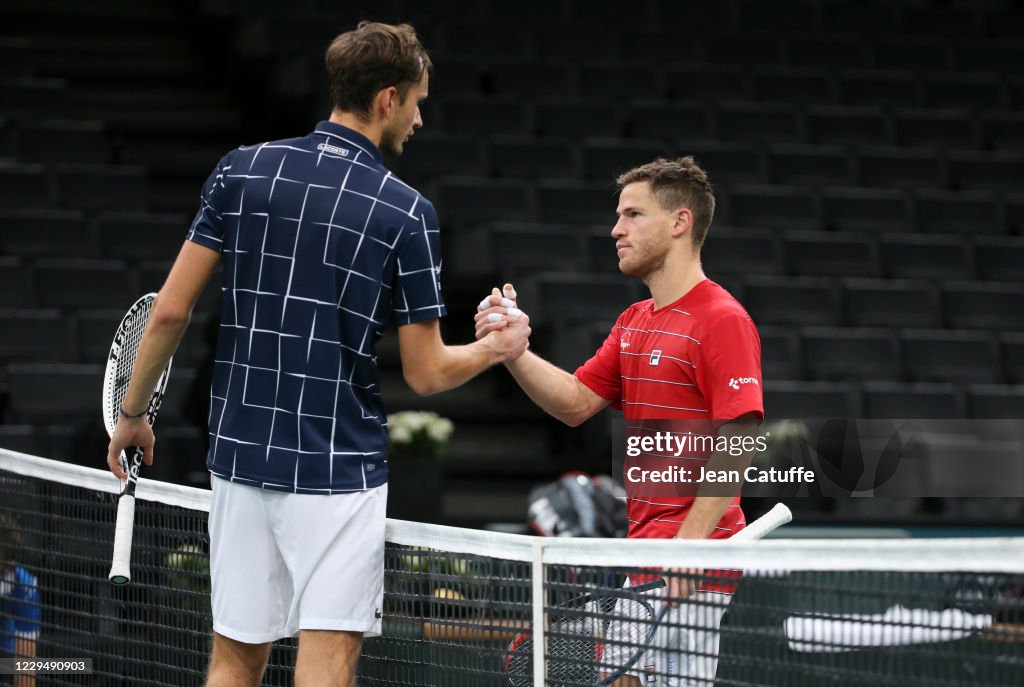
[871, 37, 953, 71]
[536, 98, 623, 139]
[624, 101, 710, 141]
[490, 136, 576, 179]
[920, 73, 1006, 110]
[578, 63, 662, 100]
[742, 275, 840, 326]
[728, 184, 818, 229]
[5, 363, 102, 422]
[704, 34, 785, 67]
[941, 281, 1024, 330]
[946, 150, 1024, 193]
[0, 425, 39, 455]
[803, 327, 901, 381]
[903, 5, 983, 37]
[487, 59, 573, 98]
[441, 24, 529, 60]
[486, 223, 589, 275]
[618, 30, 701, 63]
[844, 278, 940, 328]
[790, 35, 870, 69]
[674, 141, 765, 185]
[974, 236, 1024, 281]
[861, 382, 965, 419]
[536, 179, 617, 223]
[738, 0, 817, 32]
[1003, 334, 1024, 384]
[0, 257, 32, 307]
[784, 231, 878, 278]
[658, 0, 738, 30]
[968, 384, 1024, 420]
[980, 111, 1024, 151]
[822, 2, 898, 33]
[396, 134, 486, 182]
[757, 325, 800, 381]
[33, 258, 137, 309]
[0, 209, 92, 257]
[985, 7, 1024, 38]
[56, 164, 148, 211]
[585, 227, 620, 274]
[1007, 194, 1024, 235]
[18, 119, 111, 164]
[806, 105, 891, 147]
[715, 102, 804, 143]
[0, 77, 68, 114]
[767, 144, 854, 186]
[878, 233, 970, 280]
[664, 65, 752, 102]
[892, 108, 979, 148]
[0, 162, 50, 208]
[438, 177, 532, 224]
[702, 230, 783, 277]
[956, 41, 1024, 75]
[839, 70, 921, 108]
[524, 272, 641, 324]
[763, 381, 856, 418]
[580, 138, 667, 181]
[821, 187, 909, 233]
[914, 190, 1003, 235]
[438, 96, 532, 136]
[96, 212, 188, 260]
[0, 309, 66, 363]
[534, 27, 622, 60]
[856, 146, 945, 189]
[901, 329, 1000, 384]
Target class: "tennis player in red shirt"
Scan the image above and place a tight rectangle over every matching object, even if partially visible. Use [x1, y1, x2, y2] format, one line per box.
[476, 156, 763, 686]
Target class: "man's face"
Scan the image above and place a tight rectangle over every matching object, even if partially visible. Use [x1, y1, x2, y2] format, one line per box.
[611, 182, 679, 277]
[380, 70, 428, 157]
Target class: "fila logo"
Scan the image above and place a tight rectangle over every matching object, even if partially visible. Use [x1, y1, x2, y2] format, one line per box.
[649, 349, 662, 366]
[728, 376, 760, 390]
[620, 340, 630, 349]
[317, 142, 350, 156]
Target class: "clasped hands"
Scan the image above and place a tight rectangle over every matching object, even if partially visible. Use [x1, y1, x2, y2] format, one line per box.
[473, 282, 531, 363]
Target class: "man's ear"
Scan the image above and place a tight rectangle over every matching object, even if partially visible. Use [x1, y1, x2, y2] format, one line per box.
[374, 86, 399, 119]
[671, 207, 693, 238]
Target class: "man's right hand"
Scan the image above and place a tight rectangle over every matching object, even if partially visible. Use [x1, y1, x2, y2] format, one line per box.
[474, 282, 530, 362]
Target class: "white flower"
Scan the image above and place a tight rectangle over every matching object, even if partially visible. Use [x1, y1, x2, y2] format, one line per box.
[390, 425, 413, 444]
[427, 417, 454, 443]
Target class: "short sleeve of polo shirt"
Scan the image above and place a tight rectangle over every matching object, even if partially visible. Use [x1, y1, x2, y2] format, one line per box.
[697, 312, 764, 424]
[392, 198, 446, 325]
[186, 151, 235, 253]
[574, 316, 624, 408]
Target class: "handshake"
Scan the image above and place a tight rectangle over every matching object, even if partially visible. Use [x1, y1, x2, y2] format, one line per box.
[473, 282, 532, 364]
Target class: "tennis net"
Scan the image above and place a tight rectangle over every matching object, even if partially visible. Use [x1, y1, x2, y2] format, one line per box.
[1, 447, 1023, 686]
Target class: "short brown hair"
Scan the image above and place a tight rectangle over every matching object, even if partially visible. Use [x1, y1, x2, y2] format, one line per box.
[325, 21, 432, 121]
[616, 156, 716, 247]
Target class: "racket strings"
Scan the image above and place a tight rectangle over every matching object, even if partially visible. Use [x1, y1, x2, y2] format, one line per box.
[108, 300, 153, 429]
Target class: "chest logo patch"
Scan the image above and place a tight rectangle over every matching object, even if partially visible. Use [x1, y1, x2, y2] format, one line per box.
[649, 349, 662, 366]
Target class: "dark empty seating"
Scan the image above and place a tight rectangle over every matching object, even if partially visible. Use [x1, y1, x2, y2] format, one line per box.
[702, 230, 782, 277]
[487, 223, 588, 274]
[581, 139, 666, 181]
[862, 382, 965, 419]
[802, 327, 901, 381]
[716, 102, 803, 143]
[857, 147, 945, 189]
[397, 134, 486, 181]
[840, 70, 921, 108]
[0, 209, 91, 257]
[821, 187, 908, 232]
[1000, 334, 1024, 384]
[902, 329, 999, 384]
[844, 278, 940, 328]
[704, 34, 784, 66]
[536, 179, 616, 223]
[75, 309, 126, 362]
[33, 258, 138, 309]
[18, 119, 111, 164]
[490, 137, 576, 179]
[879, 233, 970, 280]
[757, 325, 800, 380]
[892, 108, 978, 148]
[0, 162, 49, 207]
[536, 99, 622, 138]
[920, 73, 1006, 110]
[439, 97, 532, 136]
[534, 27, 621, 60]
[729, 184, 818, 229]
[946, 150, 1024, 192]
[5, 363, 102, 421]
[738, 0, 816, 31]
[0, 309, 66, 362]
[942, 282, 1024, 330]
[981, 112, 1024, 151]
[624, 101, 710, 141]
[586, 227, 621, 274]
[968, 384, 1024, 420]
[0, 257, 32, 307]
[742, 276, 840, 326]
[806, 105, 891, 146]
[56, 164, 148, 211]
[956, 41, 1024, 75]
[763, 381, 855, 417]
[0, 77, 67, 114]
[767, 144, 853, 185]
[438, 177, 532, 223]
[442, 24, 528, 60]
[974, 236, 1024, 281]
[0, 425, 39, 455]
[674, 141, 765, 185]
[790, 36, 869, 70]
[871, 37, 952, 71]
[578, 63, 661, 100]
[526, 272, 641, 324]
[915, 190, 1003, 235]
[97, 212, 188, 260]
[784, 231, 878, 278]
[487, 60, 573, 98]
[665, 65, 752, 102]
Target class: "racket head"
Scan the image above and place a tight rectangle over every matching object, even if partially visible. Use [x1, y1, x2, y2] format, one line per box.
[102, 293, 172, 437]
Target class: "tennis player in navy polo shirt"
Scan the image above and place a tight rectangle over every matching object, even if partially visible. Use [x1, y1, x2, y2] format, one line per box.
[107, 22, 530, 687]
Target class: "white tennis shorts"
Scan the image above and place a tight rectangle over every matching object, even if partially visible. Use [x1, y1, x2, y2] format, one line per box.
[208, 476, 387, 644]
[602, 587, 732, 687]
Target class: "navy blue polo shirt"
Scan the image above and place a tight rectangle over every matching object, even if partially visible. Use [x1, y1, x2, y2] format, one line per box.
[187, 121, 445, 494]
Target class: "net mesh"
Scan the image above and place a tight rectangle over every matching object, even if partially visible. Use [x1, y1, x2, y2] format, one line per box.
[1, 448, 1023, 686]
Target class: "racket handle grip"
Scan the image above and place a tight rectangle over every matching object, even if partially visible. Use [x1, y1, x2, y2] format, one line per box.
[109, 494, 136, 585]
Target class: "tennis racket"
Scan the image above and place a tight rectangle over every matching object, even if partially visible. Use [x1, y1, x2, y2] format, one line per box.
[103, 293, 173, 585]
[503, 503, 793, 686]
